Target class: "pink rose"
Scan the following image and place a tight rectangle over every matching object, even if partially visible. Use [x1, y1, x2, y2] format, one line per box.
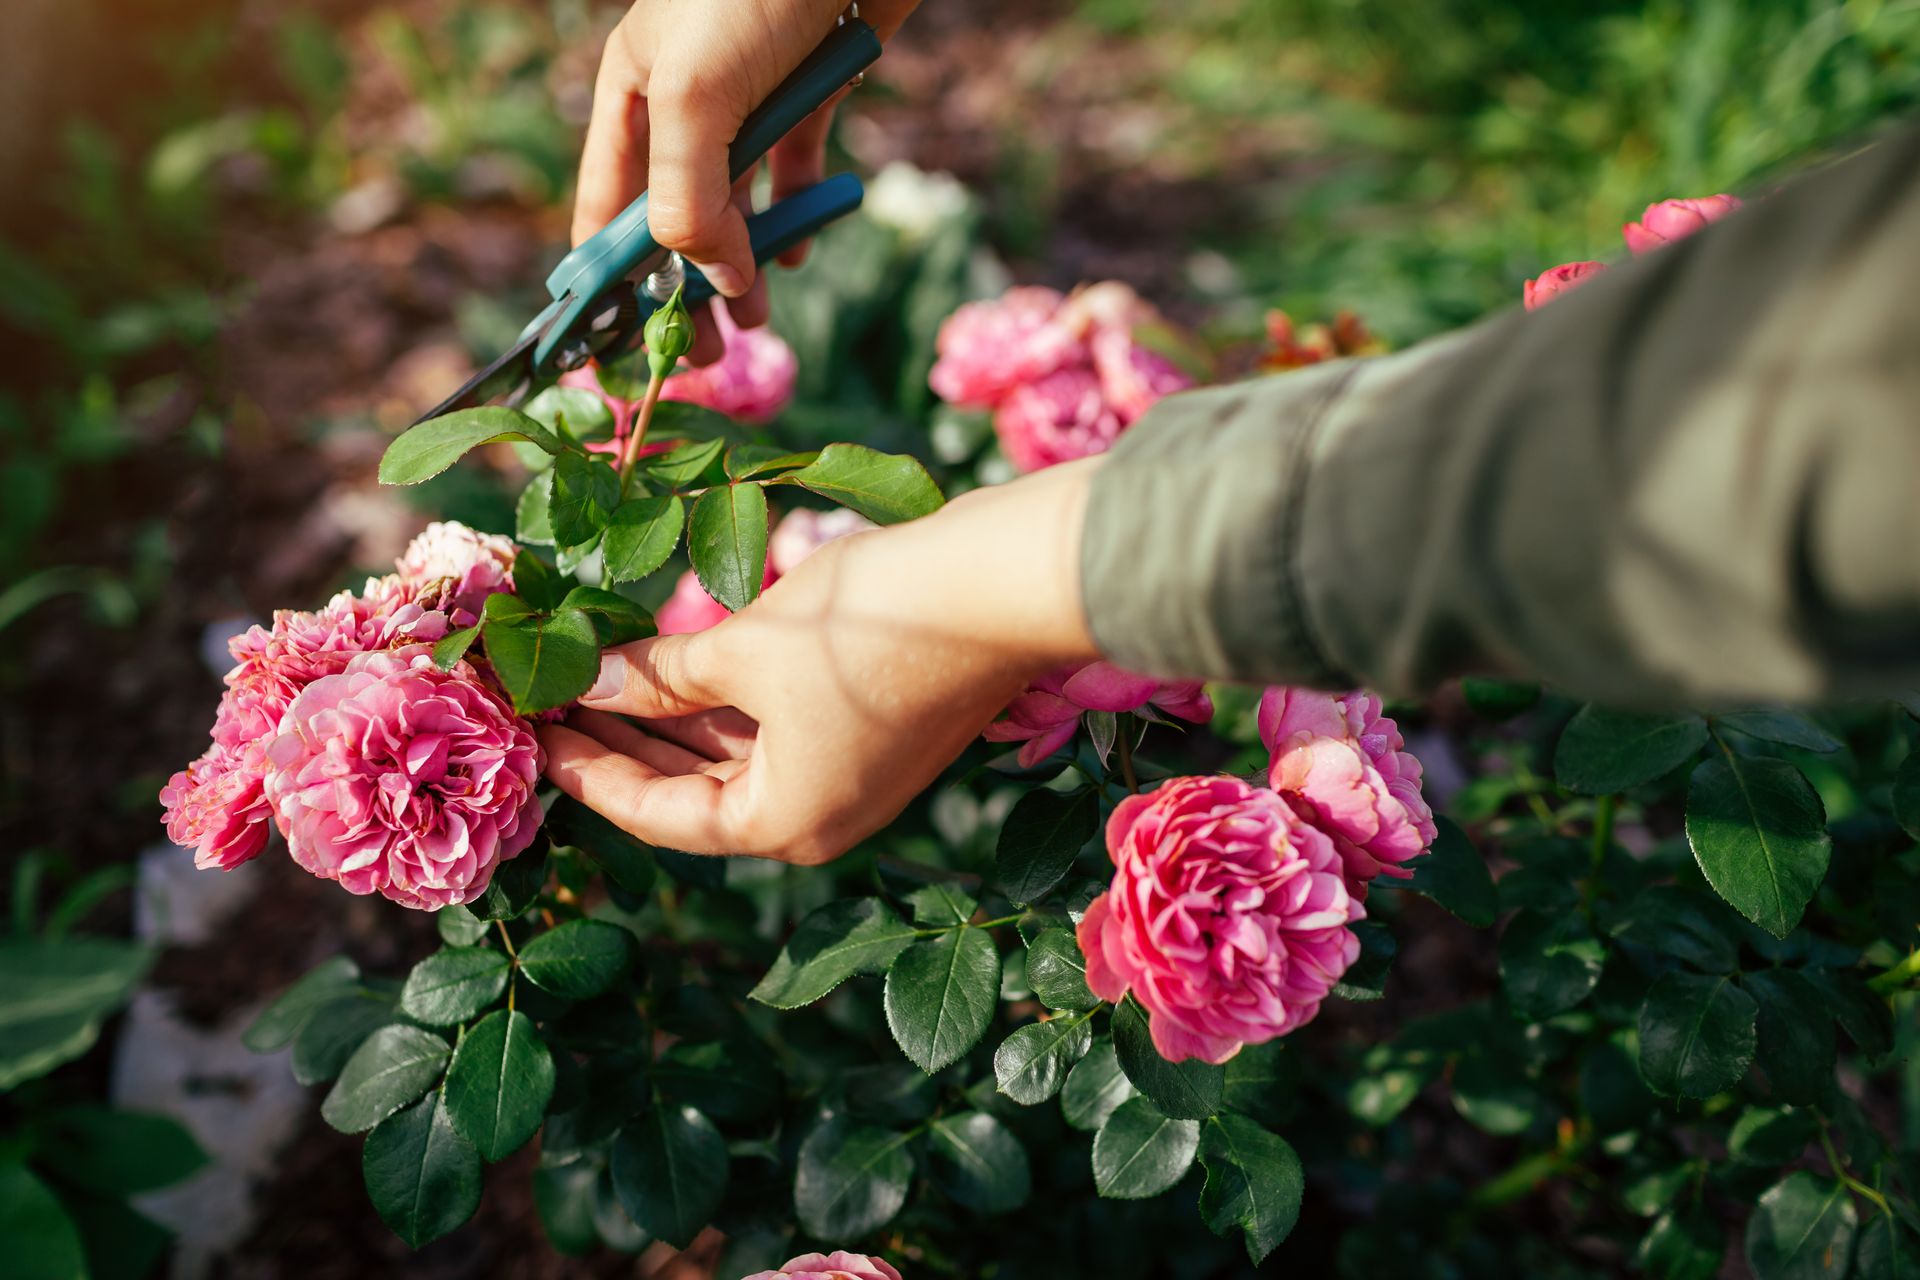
[982, 661, 1212, 768]
[1090, 327, 1193, 423]
[1259, 687, 1435, 895]
[1079, 775, 1363, 1063]
[395, 521, 516, 623]
[991, 366, 1127, 473]
[654, 570, 738, 636]
[1622, 194, 1743, 254]
[262, 647, 543, 910]
[739, 1252, 903, 1280]
[1523, 261, 1607, 311]
[161, 742, 273, 871]
[768, 506, 875, 576]
[928, 286, 1086, 409]
[661, 303, 798, 423]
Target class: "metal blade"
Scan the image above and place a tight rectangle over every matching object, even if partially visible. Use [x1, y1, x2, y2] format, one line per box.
[410, 329, 541, 426]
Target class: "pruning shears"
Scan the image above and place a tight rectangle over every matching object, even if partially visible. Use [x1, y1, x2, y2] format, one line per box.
[413, 14, 882, 426]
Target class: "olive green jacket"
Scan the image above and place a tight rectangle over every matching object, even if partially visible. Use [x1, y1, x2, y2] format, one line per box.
[1082, 123, 1920, 708]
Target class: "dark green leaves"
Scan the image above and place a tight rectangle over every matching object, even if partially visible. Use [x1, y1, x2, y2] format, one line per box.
[34, 1105, 208, 1194]
[362, 1092, 482, 1248]
[601, 495, 685, 585]
[1743, 968, 1836, 1104]
[1686, 755, 1831, 938]
[1892, 753, 1920, 842]
[884, 926, 1001, 1073]
[750, 898, 916, 1009]
[927, 1111, 1031, 1212]
[480, 594, 601, 715]
[1716, 710, 1842, 753]
[1554, 707, 1708, 793]
[610, 1105, 728, 1248]
[1638, 1208, 1726, 1280]
[996, 787, 1100, 904]
[1399, 816, 1497, 927]
[398, 947, 510, 1026]
[1637, 972, 1757, 1098]
[688, 482, 768, 612]
[794, 1119, 914, 1239]
[291, 987, 397, 1085]
[380, 406, 561, 485]
[785, 443, 945, 525]
[0, 1158, 85, 1280]
[443, 1009, 555, 1161]
[994, 1014, 1094, 1104]
[906, 881, 977, 927]
[1499, 910, 1607, 1019]
[462, 847, 549, 922]
[1026, 928, 1099, 1011]
[242, 954, 359, 1052]
[1093, 1096, 1200, 1198]
[1062, 1037, 1137, 1131]
[1199, 1112, 1304, 1265]
[0, 937, 152, 1089]
[549, 451, 621, 547]
[1745, 1171, 1857, 1280]
[518, 919, 633, 1000]
[1855, 1210, 1920, 1279]
[1112, 997, 1223, 1119]
[322, 1025, 451, 1133]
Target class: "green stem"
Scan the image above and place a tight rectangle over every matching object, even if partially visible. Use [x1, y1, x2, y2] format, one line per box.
[494, 919, 518, 960]
[913, 912, 1025, 938]
[1868, 946, 1920, 993]
[616, 370, 667, 496]
[1115, 718, 1139, 794]
[1818, 1118, 1895, 1217]
[1584, 794, 1617, 916]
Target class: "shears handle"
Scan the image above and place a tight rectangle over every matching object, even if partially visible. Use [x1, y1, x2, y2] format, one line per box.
[535, 17, 882, 368]
[678, 172, 864, 308]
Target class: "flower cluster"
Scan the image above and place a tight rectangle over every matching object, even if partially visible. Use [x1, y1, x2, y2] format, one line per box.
[1525, 193, 1743, 309]
[657, 505, 875, 635]
[927, 282, 1196, 472]
[982, 661, 1211, 768]
[741, 1252, 902, 1280]
[161, 522, 541, 909]
[1259, 308, 1385, 371]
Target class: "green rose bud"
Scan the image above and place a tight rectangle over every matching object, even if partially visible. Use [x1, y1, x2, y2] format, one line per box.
[644, 284, 695, 381]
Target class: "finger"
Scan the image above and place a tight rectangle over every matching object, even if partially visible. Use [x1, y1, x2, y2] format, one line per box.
[702, 758, 751, 782]
[725, 263, 771, 332]
[573, 37, 650, 248]
[646, 708, 759, 761]
[687, 301, 726, 368]
[767, 95, 842, 267]
[541, 724, 735, 852]
[579, 631, 725, 719]
[568, 708, 714, 775]
[646, 74, 755, 296]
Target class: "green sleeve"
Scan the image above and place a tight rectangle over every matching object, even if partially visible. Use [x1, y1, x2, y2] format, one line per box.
[1080, 123, 1920, 707]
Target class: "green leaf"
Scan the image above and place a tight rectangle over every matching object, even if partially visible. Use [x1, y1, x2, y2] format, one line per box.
[462, 848, 550, 923]
[1450, 1054, 1542, 1135]
[1855, 1211, 1920, 1280]
[995, 787, 1100, 905]
[379, 407, 561, 485]
[242, 954, 358, 1052]
[0, 1159, 86, 1280]
[785, 443, 945, 525]
[524, 385, 614, 441]
[1743, 969, 1836, 1105]
[1686, 755, 1831, 938]
[1399, 816, 1497, 927]
[1717, 710, 1842, 753]
[510, 552, 568, 612]
[321, 1024, 451, 1133]
[1608, 884, 1742, 974]
[362, 1091, 482, 1248]
[1222, 1040, 1300, 1128]
[1745, 1171, 1858, 1280]
[1638, 1207, 1726, 1280]
[559, 586, 654, 647]
[841, 1063, 939, 1126]
[34, 1105, 208, 1194]
[1198, 1112, 1304, 1265]
[432, 625, 481, 671]
[1728, 1106, 1819, 1164]
[725, 443, 818, 480]
[1092, 1096, 1200, 1199]
[906, 882, 978, 927]
[687, 483, 769, 612]
[1554, 707, 1708, 794]
[794, 1119, 913, 1239]
[443, 1009, 555, 1161]
[1637, 971, 1757, 1098]
[1803, 969, 1893, 1059]
[437, 908, 489, 947]
[995, 1015, 1095, 1105]
[1026, 929, 1099, 1011]
[549, 451, 622, 548]
[927, 1111, 1031, 1212]
[1892, 753, 1920, 843]
[533, 1162, 600, 1256]
[590, 1164, 651, 1251]
[516, 472, 555, 545]
[1461, 677, 1541, 720]
[601, 495, 685, 585]
[398, 947, 510, 1026]
[610, 1104, 728, 1248]
[1330, 921, 1397, 1002]
[750, 898, 916, 1009]
[0, 937, 152, 1090]
[883, 926, 1001, 1074]
[642, 437, 728, 489]
[1112, 997, 1224, 1119]
[518, 919, 634, 1000]
[1581, 1034, 1658, 1135]
[482, 606, 601, 715]
[654, 1038, 780, 1124]
[291, 988, 397, 1085]
[547, 799, 656, 895]
[1499, 910, 1607, 1019]
[1062, 1037, 1137, 1131]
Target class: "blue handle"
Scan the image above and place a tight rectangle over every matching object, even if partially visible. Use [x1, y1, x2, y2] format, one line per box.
[534, 19, 881, 369]
[678, 173, 865, 309]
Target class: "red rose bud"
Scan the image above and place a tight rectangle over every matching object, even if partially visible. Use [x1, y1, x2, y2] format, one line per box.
[1523, 260, 1607, 310]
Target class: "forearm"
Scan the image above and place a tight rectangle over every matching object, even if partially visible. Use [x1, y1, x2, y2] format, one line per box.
[1083, 123, 1920, 707]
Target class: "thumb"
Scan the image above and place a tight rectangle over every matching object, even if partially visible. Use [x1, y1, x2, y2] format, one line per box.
[579, 631, 725, 719]
[645, 78, 757, 298]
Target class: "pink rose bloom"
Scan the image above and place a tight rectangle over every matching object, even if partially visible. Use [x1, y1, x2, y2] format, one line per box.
[1089, 326, 1193, 424]
[983, 661, 1212, 768]
[395, 521, 516, 622]
[262, 647, 543, 910]
[161, 742, 273, 870]
[654, 570, 735, 636]
[768, 507, 875, 576]
[740, 1252, 903, 1280]
[928, 286, 1086, 409]
[1079, 775, 1362, 1063]
[1523, 260, 1606, 311]
[660, 303, 798, 423]
[1622, 194, 1743, 254]
[991, 366, 1127, 473]
[1259, 687, 1435, 895]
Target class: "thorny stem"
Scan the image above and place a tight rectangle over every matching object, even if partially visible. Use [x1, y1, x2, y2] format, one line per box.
[616, 370, 668, 496]
[1818, 1117, 1896, 1218]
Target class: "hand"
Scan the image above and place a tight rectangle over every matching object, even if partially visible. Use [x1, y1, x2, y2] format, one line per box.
[539, 459, 1103, 864]
[573, 0, 920, 365]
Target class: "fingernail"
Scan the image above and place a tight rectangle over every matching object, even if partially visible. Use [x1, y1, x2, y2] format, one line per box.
[698, 261, 747, 297]
[587, 653, 626, 701]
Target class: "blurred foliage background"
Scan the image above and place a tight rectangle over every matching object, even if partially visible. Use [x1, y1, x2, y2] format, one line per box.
[0, 0, 1916, 1275]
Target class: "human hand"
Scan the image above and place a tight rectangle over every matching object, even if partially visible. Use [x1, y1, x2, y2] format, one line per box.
[539, 459, 1103, 864]
[573, 0, 919, 364]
